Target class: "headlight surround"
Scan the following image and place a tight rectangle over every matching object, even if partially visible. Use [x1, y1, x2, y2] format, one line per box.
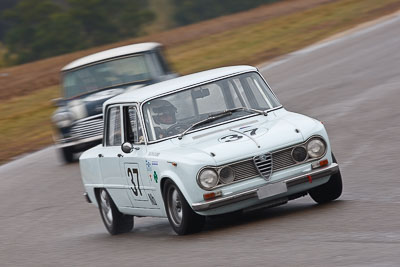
[218, 166, 235, 184]
[198, 168, 219, 190]
[52, 112, 73, 128]
[307, 138, 326, 158]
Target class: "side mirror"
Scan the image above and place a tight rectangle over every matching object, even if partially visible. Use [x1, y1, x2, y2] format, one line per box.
[121, 142, 133, 153]
[52, 98, 65, 107]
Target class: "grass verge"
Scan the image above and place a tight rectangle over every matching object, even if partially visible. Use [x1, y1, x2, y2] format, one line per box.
[0, 43, 7, 68]
[1, 0, 399, 164]
[0, 86, 59, 164]
[168, 0, 400, 73]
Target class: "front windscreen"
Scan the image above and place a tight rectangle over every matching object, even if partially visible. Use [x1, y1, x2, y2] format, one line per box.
[143, 72, 280, 141]
[62, 54, 150, 98]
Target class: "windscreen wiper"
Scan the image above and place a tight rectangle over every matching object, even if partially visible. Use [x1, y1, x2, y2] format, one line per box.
[209, 107, 267, 117]
[178, 107, 267, 140]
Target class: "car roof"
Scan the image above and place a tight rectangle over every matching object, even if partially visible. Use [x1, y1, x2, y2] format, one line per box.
[62, 42, 161, 71]
[105, 65, 258, 106]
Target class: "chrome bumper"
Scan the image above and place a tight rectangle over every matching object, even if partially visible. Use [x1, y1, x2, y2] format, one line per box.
[192, 163, 339, 212]
[55, 135, 102, 148]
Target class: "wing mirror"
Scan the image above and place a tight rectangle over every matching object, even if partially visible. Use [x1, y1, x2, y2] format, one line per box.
[52, 98, 65, 107]
[121, 142, 140, 153]
[121, 142, 133, 153]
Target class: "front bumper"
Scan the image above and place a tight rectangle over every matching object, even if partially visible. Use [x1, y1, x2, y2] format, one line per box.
[55, 135, 102, 149]
[192, 163, 339, 212]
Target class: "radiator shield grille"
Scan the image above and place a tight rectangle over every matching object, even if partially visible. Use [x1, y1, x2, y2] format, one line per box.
[230, 159, 259, 181]
[213, 142, 316, 186]
[253, 153, 273, 180]
[271, 148, 297, 171]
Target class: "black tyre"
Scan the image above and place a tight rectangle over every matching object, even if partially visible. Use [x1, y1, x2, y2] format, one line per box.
[97, 189, 134, 235]
[309, 153, 343, 204]
[163, 180, 205, 235]
[60, 147, 74, 163]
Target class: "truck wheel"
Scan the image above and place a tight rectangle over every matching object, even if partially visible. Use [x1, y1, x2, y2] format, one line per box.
[98, 189, 134, 235]
[309, 153, 343, 204]
[60, 147, 74, 163]
[163, 180, 205, 235]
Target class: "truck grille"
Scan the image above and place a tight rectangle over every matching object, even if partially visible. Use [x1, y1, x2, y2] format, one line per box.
[253, 153, 273, 180]
[68, 116, 103, 142]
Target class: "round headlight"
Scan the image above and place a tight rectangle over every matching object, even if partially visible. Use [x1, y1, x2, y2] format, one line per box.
[219, 167, 235, 184]
[52, 112, 73, 128]
[198, 169, 219, 190]
[307, 138, 326, 158]
[292, 146, 308, 162]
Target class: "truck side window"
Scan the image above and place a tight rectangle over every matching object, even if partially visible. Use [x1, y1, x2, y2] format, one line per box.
[124, 106, 144, 144]
[106, 106, 122, 146]
[156, 49, 170, 74]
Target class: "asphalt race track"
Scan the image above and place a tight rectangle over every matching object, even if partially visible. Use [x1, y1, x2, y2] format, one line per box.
[1, 14, 400, 266]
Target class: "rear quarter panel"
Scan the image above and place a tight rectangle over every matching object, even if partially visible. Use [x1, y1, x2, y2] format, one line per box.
[79, 145, 103, 207]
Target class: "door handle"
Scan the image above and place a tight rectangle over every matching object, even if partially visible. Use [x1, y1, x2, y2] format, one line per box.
[98, 154, 103, 158]
[117, 154, 124, 158]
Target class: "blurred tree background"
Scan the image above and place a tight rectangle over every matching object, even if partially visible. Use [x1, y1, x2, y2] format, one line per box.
[0, 0, 279, 65]
[173, 0, 278, 25]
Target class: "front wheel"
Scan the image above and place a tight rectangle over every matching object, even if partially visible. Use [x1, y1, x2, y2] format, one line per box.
[97, 189, 134, 235]
[309, 153, 343, 204]
[163, 180, 205, 235]
[60, 146, 74, 163]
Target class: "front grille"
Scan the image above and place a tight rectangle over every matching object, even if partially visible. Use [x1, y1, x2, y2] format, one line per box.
[230, 159, 259, 181]
[68, 116, 103, 142]
[215, 139, 325, 186]
[220, 150, 289, 184]
[253, 153, 273, 180]
[272, 149, 296, 171]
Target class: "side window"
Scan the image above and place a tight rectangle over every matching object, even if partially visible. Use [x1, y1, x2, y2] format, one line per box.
[106, 106, 122, 146]
[124, 106, 144, 144]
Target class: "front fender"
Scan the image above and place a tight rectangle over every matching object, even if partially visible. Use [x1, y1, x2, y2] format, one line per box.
[159, 169, 205, 213]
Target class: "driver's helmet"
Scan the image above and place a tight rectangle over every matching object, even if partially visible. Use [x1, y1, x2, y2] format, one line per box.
[148, 99, 177, 125]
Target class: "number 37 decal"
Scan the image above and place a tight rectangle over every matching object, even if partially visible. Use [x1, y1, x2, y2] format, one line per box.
[127, 168, 142, 196]
[219, 127, 258, 143]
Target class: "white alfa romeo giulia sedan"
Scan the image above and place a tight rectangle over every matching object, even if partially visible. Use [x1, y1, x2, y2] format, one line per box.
[79, 65, 342, 235]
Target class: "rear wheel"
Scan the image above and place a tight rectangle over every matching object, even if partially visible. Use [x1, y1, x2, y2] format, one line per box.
[98, 189, 134, 235]
[309, 153, 343, 204]
[163, 180, 205, 235]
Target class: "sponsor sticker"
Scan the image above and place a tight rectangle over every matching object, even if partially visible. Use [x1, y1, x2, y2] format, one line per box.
[153, 171, 158, 183]
[148, 152, 160, 157]
[146, 160, 152, 171]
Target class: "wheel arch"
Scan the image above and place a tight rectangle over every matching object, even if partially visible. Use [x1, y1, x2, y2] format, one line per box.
[159, 171, 194, 206]
[93, 187, 103, 207]
[93, 187, 128, 213]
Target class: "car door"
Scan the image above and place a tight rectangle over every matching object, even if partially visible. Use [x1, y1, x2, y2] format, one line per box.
[119, 105, 160, 210]
[99, 105, 132, 208]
